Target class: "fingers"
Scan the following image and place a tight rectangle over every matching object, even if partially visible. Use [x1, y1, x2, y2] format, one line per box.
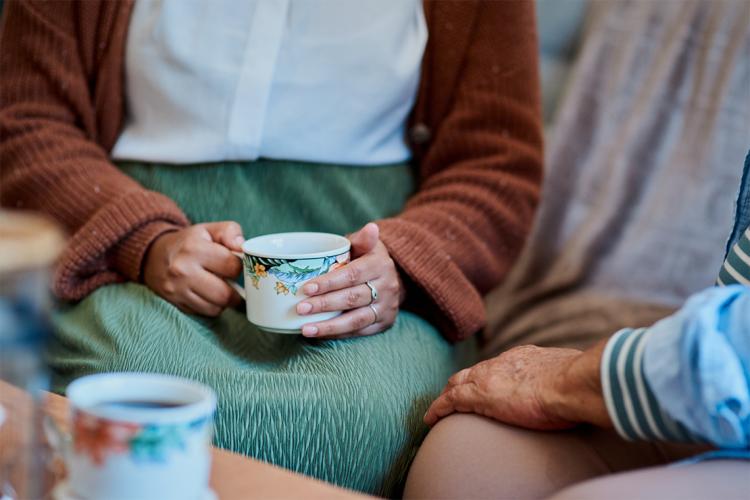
[424, 394, 453, 426]
[202, 221, 245, 251]
[296, 282, 374, 315]
[296, 226, 401, 339]
[424, 384, 479, 426]
[348, 222, 380, 258]
[190, 269, 240, 310]
[301, 305, 378, 338]
[178, 290, 223, 317]
[169, 235, 241, 278]
[199, 241, 243, 278]
[146, 224, 244, 318]
[302, 253, 380, 296]
[323, 322, 385, 339]
[447, 368, 471, 388]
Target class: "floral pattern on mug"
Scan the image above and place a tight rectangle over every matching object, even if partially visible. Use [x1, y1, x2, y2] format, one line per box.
[73, 411, 211, 466]
[249, 263, 268, 289]
[244, 252, 350, 295]
[129, 425, 186, 462]
[73, 412, 140, 466]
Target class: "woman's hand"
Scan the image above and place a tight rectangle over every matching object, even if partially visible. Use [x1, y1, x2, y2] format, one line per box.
[423, 344, 612, 430]
[143, 221, 245, 316]
[296, 223, 404, 338]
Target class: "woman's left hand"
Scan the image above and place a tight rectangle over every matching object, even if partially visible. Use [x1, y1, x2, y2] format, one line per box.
[296, 222, 404, 338]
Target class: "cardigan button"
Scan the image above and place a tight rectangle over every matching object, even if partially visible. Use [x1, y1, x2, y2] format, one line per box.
[410, 123, 432, 145]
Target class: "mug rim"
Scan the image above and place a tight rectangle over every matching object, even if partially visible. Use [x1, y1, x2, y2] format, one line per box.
[242, 232, 351, 260]
[66, 372, 216, 425]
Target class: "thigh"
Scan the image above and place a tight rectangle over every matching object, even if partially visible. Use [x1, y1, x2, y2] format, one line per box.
[404, 413, 699, 500]
[549, 460, 750, 500]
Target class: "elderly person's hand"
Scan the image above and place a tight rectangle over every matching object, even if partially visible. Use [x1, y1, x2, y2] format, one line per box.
[424, 344, 612, 430]
[296, 222, 405, 338]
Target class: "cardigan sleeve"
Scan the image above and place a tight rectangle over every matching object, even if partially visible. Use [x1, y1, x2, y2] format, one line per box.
[0, 0, 189, 299]
[378, 0, 544, 341]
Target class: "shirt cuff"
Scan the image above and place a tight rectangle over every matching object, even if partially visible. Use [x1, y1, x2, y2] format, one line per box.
[601, 327, 699, 443]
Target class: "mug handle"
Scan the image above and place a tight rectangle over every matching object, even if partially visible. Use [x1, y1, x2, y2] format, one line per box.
[43, 414, 72, 464]
[227, 251, 246, 301]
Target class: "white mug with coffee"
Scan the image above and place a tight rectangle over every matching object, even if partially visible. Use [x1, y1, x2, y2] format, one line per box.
[230, 232, 351, 333]
[48, 373, 216, 500]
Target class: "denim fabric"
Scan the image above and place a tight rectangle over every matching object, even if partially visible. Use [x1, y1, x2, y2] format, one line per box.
[725, 150, 750, 256]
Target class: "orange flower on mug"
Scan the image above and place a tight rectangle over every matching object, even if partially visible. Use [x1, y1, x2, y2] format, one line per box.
[73, 412, 140, 466]
[274, 281, 289, 295]
[254, 263, 268, 277]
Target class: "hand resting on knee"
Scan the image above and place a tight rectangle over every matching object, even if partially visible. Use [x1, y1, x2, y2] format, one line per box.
[424, 343, 611, 430]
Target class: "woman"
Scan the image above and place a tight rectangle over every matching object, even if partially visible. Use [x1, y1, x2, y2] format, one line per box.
[0, 0, 542, 494]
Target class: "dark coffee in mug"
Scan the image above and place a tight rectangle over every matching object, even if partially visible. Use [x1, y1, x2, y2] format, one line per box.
[89, 400, 187, 411]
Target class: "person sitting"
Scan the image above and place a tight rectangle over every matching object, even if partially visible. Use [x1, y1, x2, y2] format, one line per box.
[410, 151, 750, 500]
[405, 0, 750, 497]
[0, 0, 542, 494]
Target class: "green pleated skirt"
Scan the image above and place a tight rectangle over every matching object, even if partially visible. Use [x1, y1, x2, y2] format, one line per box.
[48, 160, 475, 496]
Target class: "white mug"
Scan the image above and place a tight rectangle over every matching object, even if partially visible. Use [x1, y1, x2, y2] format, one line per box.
[230, 232, 351, 334]
[47, 373, 216, 500]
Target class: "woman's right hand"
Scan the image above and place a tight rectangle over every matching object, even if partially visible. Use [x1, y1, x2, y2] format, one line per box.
[143, 221, 245, 316]
[423, 344, 611, 430]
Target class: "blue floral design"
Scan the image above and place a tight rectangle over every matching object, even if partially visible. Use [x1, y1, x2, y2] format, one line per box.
[267, 256, 337, 295]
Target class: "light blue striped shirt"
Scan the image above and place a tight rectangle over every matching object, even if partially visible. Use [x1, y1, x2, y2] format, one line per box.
[602, 287, 750, 449]
[601, 150, 750, 455]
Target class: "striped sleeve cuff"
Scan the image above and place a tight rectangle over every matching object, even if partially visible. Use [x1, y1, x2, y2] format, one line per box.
[716, 227, 750, 286]
[601, 328, 699, 443]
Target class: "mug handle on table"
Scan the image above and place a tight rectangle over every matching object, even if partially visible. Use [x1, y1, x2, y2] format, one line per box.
[227, 251, 246, 300]
[42, 415, 72, 464]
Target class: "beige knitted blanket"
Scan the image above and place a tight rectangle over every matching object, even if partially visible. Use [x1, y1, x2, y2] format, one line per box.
[483, 0, 750, 355]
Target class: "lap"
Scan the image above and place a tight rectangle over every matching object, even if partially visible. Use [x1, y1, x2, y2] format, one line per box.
[549, 460, 750, 500]
[404, 413, 707, 499]
[50, 283, 471, 495]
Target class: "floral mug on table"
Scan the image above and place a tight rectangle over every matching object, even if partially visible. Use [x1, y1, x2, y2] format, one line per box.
[46, 373, 216, 500]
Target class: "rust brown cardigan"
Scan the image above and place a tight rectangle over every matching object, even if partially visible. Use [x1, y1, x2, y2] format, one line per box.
[0, 0, 543, 341]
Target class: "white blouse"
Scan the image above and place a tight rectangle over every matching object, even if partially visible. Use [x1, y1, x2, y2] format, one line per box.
[112, 0, 427, 166]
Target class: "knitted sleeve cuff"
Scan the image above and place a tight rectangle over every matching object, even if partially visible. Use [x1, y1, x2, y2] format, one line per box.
[377, 218, 485, 341]
[53, 189, 189, 300]
[112, 220, 182, 282]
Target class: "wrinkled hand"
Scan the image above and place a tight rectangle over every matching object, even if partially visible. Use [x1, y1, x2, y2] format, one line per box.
[297, 223, 404, 338]
[424, 345, 610, 430]
[144, 221, 244, 316]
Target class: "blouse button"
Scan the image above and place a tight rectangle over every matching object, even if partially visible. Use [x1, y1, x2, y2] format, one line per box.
[410, 123, 432, 145]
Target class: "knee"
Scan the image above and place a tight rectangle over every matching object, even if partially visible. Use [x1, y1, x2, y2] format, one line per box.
[404, 414, 608, 500]
[404, 414, 554, 500]
[404, 414, 479, 499]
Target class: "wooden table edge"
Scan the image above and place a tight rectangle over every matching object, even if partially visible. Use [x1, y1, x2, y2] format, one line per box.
[1, 382, 372, 499]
